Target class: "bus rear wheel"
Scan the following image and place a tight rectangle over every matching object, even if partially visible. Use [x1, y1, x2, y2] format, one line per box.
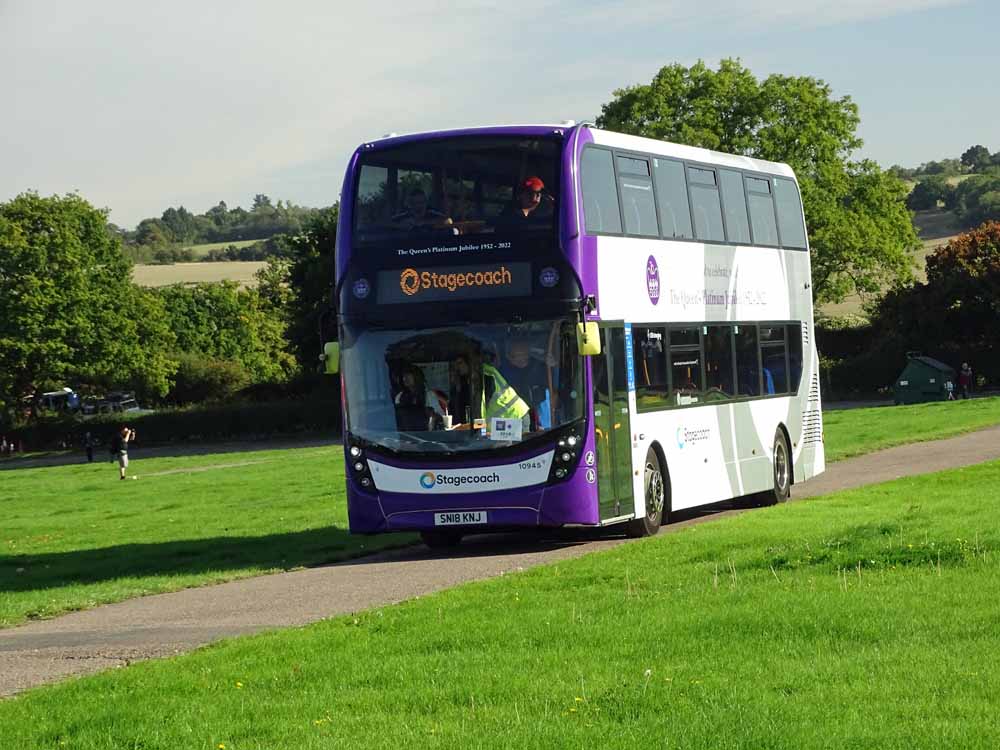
[626, 447, 665, 538]
[766, 429, 791, 504]
[420, 530, 463, 549]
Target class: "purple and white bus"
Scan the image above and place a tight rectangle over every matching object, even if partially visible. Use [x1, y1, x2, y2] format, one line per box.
[329, 123, 824, 547]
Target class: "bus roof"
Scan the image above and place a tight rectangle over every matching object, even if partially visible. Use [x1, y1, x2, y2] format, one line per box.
[356, 123, 795, 179]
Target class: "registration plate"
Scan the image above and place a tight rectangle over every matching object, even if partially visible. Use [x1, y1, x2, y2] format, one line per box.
[434, 511, 487, 526]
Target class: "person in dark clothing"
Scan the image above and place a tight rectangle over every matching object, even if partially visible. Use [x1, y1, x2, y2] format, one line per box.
[110, 426, 135, 479]
[493, 176, 551, 229]
[958, 362, 974, 399]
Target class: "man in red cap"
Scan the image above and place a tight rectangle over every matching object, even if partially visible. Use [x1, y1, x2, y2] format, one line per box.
[494, 176, 550, 229]
[516, 176, 545, 218]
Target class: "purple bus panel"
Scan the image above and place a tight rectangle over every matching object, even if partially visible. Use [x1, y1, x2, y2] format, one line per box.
[337, 124, 606, 533]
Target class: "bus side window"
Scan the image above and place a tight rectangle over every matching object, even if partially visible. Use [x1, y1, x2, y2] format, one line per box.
[704, 325, 735, 399]
[581, 148, 622, 234]
[668, 325, 703, 405]
[719, 169, 751, 244]
[760, 324, 788, 394]
[687, 167, 725, 242]
[774, 178, 808, 249]
[617, 156, 658, 237]
[787, 323, 803, 393]
[735, 325, 761, 397]
[653, 158, 693, 239]
[746, 176, 779, 246]
[633, 326, 669, 409]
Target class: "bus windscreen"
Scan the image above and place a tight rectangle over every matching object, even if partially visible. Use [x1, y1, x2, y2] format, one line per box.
[353, 136, 559, 247]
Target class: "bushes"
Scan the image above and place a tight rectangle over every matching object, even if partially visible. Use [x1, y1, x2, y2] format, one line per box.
[169, 353, 250, 404]
[8, 393, 342, 451]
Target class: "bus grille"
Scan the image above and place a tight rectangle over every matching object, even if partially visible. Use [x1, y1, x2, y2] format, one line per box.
[802, 372, 823, 445]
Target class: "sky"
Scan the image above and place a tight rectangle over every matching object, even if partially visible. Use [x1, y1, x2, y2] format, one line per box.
[2, 0, 997, 228]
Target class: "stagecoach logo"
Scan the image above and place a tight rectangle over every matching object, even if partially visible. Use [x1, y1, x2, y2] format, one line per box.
[418, 470, 502, 490]
[399, 265, 514, 297]
[676, 426, 711, 449]
[646, 255, 660, 305]
[400, 268, 421, 296]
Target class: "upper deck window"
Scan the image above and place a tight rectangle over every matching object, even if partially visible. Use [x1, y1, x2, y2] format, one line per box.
[582, 148, 623, 234]
[774, 178, 808, 249]
[617, 155, 658, 237]
[687, 167, 725, 242]
[652, 158, 693, 239]
[353, 136, 559, 246]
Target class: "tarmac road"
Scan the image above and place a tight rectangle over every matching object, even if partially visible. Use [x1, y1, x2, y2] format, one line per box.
[2, 425, 999, 698]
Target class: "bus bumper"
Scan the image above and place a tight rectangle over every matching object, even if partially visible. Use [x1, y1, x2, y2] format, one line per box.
[346, 472, 599, 534]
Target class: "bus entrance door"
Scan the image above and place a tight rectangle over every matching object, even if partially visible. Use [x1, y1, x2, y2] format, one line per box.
[592, 326, 634, 522]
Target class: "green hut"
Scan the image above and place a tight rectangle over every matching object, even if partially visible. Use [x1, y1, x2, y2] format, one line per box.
[893, 354, 956, 405]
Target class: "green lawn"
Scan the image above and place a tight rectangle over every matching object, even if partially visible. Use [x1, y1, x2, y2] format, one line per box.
[2, 461, 997, 748]
[822, 396, 1000, 462]
[0, 447, 414, 627]
[2, 398, 999, 628]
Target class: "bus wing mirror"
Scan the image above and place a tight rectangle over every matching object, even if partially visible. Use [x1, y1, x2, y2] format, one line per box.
[321, 342, 340, 374]
[577, 322, 601, 356]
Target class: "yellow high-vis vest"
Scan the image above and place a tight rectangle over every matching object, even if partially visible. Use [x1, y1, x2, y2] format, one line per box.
[481, 363, 530, 422]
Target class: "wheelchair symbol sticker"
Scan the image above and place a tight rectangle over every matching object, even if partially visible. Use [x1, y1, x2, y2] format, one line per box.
[584, 450, 595, 466]
[585, 468, 596, 484]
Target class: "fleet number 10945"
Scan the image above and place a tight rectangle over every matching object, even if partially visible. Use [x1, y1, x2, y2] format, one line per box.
[519, 460, 544, 471]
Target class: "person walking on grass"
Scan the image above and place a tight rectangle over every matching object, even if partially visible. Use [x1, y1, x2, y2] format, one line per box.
[958, 362, 974, 399]
[110, 425, 135, 480]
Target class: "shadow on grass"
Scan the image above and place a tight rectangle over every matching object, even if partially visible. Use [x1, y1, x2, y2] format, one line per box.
[0, 526, 414, 593]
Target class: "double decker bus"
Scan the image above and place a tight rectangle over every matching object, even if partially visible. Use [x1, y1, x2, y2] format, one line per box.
[329, 123, 824, 547]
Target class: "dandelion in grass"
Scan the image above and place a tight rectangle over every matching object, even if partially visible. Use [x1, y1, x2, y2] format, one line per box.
[235, 681, 243, 689]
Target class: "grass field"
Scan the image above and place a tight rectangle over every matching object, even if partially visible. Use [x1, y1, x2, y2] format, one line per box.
[132, 260, 267, 288]
[2, 398, 999, 629]
[0, 447, 413, 628]
[822, 396, 1000, 462]
[2, 461, 997, 748]
[180, 239, 261, 258]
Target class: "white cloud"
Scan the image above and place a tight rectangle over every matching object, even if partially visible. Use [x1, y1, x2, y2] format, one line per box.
[0, 0, 971, 225]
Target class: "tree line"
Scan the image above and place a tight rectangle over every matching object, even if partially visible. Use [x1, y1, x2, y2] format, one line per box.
[120, 194, 322, 254]
[2, 59, 996, 427]
[895, 144, 1000, 227]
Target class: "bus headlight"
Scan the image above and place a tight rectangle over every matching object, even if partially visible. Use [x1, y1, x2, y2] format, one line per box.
[353, 461, 365, 472]
[554, 467, 568, 479]
[349, 445, 363, 458]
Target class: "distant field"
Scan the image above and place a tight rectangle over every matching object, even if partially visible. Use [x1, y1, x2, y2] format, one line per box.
[180, 239, 260, 258]
[132, 261, 266, 287]
[818, 209, 961, 319]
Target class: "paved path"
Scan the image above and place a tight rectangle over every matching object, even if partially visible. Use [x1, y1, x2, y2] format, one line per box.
[2, 426, 999, 697]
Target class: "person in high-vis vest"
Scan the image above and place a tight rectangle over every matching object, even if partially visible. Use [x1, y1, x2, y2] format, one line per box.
[481, 362, 531, 424]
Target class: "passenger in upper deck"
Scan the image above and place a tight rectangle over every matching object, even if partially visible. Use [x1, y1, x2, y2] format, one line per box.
[392, 188, 454, 231]
[492, 176, 552, 229]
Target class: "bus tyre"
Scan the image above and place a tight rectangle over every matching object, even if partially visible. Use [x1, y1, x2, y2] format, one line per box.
[626, 447, 665, 538]
[420, 530, 463, 549]
[768, 429, 791, 504]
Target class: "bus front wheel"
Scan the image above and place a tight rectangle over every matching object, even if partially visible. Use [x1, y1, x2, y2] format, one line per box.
[626, 447, 665, 538]
[420, 530, 463, 549]
[767, 429, 791, 504]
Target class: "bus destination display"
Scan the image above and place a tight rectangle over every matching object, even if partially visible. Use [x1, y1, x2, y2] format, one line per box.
[377, 262, 532, 304]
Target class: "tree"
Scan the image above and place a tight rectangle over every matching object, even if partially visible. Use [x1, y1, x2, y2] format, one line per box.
[0, 193, 175, 421]
[869, 221, 1000, 384]
[254, 205, 338, 370]
[907, 175, 955, 211]
[155, 281, 296, 384]
[961, 144, 992, 173]
[597, 59, 919, 304]
[953, 174, 1000, 227]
